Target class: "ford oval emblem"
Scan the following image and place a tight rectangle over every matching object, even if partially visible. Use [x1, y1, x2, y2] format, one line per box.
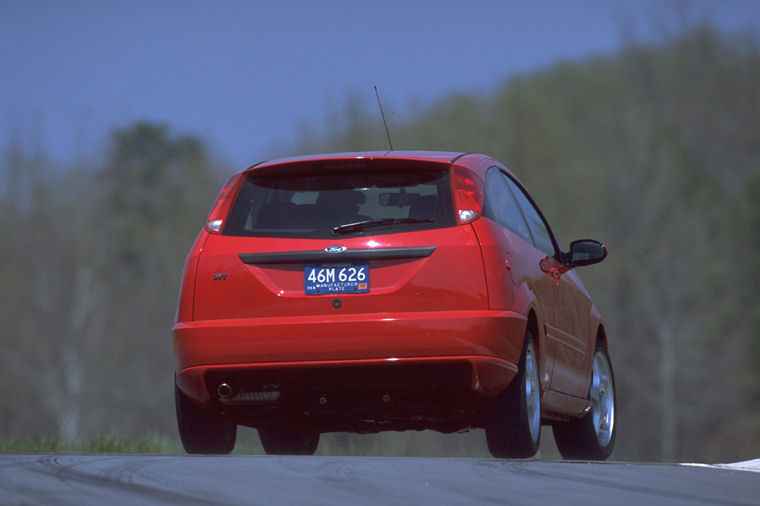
[325, 245, 347, 254]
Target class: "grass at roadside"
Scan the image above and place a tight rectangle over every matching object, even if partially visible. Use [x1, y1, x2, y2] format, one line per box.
[0, 429, 265, 455]
[0, 427, 559, 458]
[0, 432, 487, 456]
[0, 434, 184, 454]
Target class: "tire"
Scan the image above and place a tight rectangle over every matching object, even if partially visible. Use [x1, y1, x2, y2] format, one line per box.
[552, 341, 616, 460]
[258, 425, 320, 455]
[485, 331, 541, 458]
[175, 383, 237, 454]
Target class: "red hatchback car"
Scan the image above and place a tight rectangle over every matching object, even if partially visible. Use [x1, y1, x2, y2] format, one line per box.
[173, 151, 616, 459]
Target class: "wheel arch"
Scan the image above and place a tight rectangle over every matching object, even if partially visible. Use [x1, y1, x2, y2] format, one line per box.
[525, 308, 540, 355]
[512, 281, 541, 330]
[596, 323, 608, 349]
[511, 281, 545, 368]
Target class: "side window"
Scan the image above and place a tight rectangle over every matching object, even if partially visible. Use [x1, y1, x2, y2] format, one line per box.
[483, 167, 532, 243]
[505, 177, 557, 256]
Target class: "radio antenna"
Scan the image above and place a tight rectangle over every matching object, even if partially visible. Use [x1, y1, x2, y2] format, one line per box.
[374, 85, 394, 151]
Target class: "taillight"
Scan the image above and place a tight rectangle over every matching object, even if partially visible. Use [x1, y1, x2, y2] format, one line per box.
[205, 172, 245, 234]
[452, 166, 484, 224]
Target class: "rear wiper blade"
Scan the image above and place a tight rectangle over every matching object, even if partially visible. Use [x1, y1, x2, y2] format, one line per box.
[332, 218, 434, 235]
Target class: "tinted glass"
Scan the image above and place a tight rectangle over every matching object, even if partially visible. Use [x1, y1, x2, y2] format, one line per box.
[505, 178, 557, 256]
[223, 170, 455, 238]
[483, 168, 532, 243]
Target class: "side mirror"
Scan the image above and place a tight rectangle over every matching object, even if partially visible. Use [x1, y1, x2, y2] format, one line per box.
[566, 239, 608, 267]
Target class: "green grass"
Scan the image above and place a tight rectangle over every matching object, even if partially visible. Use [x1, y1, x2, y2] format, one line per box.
[0, 427, 561, 458]
[0, 428, 265, 455]
[0, 434, 184, 454]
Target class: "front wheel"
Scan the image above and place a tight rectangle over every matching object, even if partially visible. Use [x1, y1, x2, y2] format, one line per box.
[485, 331, 541, 458]
[552, 341, 616, 460]
[175, 383, 237, 454]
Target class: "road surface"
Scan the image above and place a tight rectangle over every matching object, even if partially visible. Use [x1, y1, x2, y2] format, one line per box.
[0, 454, 757, 505]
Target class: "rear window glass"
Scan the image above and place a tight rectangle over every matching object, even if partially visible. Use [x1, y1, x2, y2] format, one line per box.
[223, 170, 455, 238]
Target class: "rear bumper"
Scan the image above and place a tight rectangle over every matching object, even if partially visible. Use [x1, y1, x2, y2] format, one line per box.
[173, 309, 527, 404]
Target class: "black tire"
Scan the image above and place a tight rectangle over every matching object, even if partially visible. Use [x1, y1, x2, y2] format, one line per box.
[552, 341, 616, 460]
[175, 383, 236, 454]
[485, 331, 541, 459]
[258, 425, 320, 455]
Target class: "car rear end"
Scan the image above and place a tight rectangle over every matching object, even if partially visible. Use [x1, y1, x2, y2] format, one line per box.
[173, 152, 526, 435]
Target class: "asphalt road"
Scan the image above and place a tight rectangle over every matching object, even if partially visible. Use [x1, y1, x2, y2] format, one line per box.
[0, 454, 757, 505]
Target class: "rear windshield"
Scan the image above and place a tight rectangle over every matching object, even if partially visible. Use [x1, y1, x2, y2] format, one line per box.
[223, 170, 455, 238]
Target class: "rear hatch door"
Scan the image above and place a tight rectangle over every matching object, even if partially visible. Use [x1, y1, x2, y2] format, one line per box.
[194, 157, 487, 320]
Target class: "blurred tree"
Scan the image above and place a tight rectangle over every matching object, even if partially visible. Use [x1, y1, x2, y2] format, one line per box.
[92, 122, 223, 436]
[0, 122, 223, 441]
[0, 146, 104, 440]
[298, 93, 389, 155]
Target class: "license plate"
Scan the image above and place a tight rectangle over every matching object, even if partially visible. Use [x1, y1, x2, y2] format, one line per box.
[304, 262, 369, 295]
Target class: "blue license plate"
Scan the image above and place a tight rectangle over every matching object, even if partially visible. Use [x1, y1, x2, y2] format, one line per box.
[304, 262, 369, 295]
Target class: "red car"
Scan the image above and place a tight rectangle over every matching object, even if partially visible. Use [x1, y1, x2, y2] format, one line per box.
[173, 151, 616, 459]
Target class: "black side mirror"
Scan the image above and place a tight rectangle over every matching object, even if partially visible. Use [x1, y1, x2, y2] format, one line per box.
[566, 239, 608, 267]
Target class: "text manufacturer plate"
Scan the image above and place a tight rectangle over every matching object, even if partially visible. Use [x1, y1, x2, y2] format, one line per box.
[304, 262, 369, 295]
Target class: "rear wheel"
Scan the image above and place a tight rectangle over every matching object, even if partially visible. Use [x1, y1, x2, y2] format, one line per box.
[552, 341, 616, 460]
[258, 424, 320, 455]
[175, 383, 236, 454]
[485, 331, 541, 458]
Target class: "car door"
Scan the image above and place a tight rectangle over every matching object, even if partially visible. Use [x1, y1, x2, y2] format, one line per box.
[478, 167, 557, 388]
[505, 176, 590, 398]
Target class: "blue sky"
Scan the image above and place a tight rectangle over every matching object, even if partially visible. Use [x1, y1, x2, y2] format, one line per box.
[2, 1, 759, 167]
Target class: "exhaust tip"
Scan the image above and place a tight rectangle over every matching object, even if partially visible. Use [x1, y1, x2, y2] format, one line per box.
[217, 382, 234, 400]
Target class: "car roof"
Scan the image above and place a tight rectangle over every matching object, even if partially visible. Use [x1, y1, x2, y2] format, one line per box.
[248, 151, 470, 170]
[241, 151, 512, 183]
